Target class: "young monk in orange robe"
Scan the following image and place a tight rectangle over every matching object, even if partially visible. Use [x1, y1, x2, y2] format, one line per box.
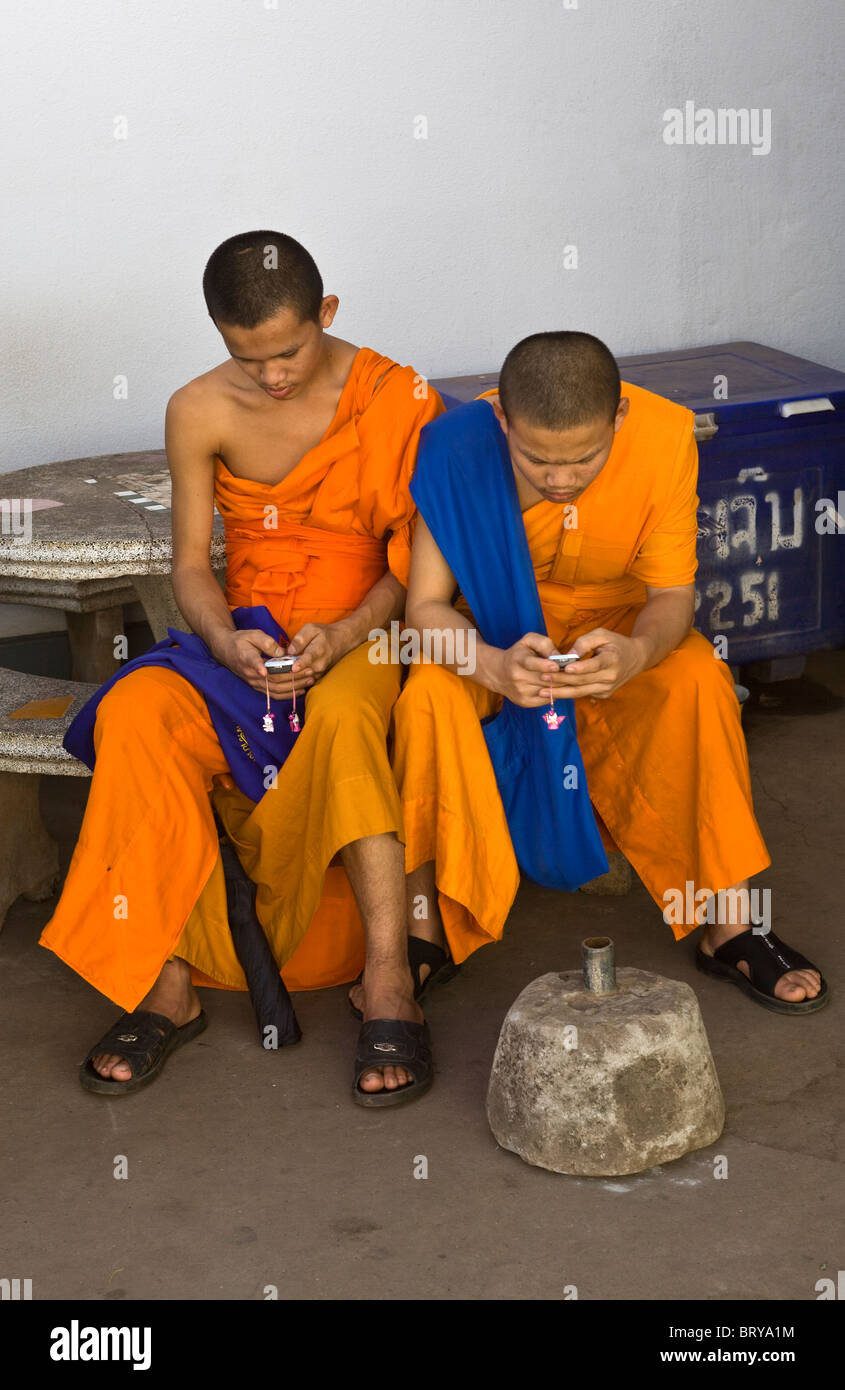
[391, 332, 827, 1015]
[41, 231, 442, 1104]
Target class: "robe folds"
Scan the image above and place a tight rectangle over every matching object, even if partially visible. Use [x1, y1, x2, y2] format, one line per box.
[390, 386, 771, 962]
[40, 348, 443, 1007]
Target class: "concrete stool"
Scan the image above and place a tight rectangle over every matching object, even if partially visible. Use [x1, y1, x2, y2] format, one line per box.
[0, 667, 95, 929]
[487, 937, 725, 1176]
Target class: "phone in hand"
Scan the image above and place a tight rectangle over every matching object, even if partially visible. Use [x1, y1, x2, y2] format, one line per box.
[548, 651, 581, 669]
[264, 656, 296, 674]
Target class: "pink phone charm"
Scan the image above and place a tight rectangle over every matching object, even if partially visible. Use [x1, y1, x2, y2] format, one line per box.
[264, 667, 301, 737]
[263, 675, 276, 733]
[543, 683, 566, 731]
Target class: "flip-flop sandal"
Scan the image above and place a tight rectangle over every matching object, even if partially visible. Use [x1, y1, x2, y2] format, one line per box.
[695, 928, 829, 1015]
[79, 1008, 208, 1095]
[347, 936, 460, 1022]
[353, 1018, 433, 1108]
[408, 935, 460, 1006]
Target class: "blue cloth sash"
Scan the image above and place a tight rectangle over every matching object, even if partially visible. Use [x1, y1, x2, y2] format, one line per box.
[410, 400, 607, 890]
[63, 606, 300, 805]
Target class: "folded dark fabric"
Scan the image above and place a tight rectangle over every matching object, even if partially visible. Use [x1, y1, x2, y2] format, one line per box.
[63, 604, 300, 804]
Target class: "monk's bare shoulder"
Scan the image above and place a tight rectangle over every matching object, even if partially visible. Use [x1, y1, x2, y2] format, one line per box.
[166, 362, 237, 426]
[165, 362, 245, 467]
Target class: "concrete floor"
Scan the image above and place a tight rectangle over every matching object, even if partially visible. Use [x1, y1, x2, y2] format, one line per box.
[2, 653, 843, 1302]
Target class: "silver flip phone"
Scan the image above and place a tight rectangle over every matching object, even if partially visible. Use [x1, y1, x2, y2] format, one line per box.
[264, 656, 296, 674]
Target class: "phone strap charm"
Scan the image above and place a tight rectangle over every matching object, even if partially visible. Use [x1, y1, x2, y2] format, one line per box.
[262, 673, 275, 733]
[543, 684, 564, 731]
[288, 680, 301, 734]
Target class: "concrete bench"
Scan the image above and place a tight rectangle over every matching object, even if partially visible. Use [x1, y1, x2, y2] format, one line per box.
[0, 452, 226, 682]
[0, 667, 96, 928]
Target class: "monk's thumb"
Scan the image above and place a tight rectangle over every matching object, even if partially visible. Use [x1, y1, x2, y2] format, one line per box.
[253, 632, 284, 657]
[572, 630, 604, 657]
[286, 627, 315, 655]
[521, 632, 555, 657]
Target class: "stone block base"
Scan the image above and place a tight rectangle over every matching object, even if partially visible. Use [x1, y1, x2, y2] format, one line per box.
[487, 968, 725, 1176]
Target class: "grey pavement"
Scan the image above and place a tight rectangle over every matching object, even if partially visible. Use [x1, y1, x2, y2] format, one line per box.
[1, 653, 842, 1301]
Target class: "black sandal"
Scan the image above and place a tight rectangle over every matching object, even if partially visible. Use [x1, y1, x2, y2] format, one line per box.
[695, 929, 829, 1014]
[347, 936, 459, 1021]
[79, 1008, 208, 1095]
[408, 935, 460, 1005]
[352, 1018, 433, 1107]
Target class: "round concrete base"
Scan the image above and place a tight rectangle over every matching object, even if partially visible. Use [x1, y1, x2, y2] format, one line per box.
[487, 968, 725, 1177]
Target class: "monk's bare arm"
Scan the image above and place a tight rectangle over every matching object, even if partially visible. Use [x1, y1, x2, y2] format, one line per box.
[166, 388, 238, 651]
[406, 516, 481, 663]
[406, 517, 555, 701]
[166, 389, 287, 689]
[562, 582, 696, 699]
[288, 569, 407, 674]
[629, 583, 696, 670]
[335, 570, 406, 648]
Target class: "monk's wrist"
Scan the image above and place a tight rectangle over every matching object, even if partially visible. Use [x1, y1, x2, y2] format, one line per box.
[475, 639, 505, 693]
[328, 613, 365, 654]
[205, 621, 238, 660]
[628, 632, 656, 674]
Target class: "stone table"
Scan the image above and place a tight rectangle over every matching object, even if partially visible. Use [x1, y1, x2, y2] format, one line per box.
[0, 453, 226, 682]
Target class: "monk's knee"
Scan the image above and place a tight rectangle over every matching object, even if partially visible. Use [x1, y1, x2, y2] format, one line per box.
[304, 671, 394, 742]
[660, 637, 737, 706]
[95, 668, 197, 748]
[394, 663, 468, 725]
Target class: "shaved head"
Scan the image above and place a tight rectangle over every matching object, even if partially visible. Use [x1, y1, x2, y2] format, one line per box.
[203, 230, 324, 329]
[498, 332, 621, 429]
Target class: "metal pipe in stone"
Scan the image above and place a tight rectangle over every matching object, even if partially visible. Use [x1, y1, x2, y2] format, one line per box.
[582, 936, 617, 995]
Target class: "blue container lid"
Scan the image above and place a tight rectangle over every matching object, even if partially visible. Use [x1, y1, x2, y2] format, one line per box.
[431, 341, 845, 433]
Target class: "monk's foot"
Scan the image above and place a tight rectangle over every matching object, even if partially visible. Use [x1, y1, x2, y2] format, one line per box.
[700, 922, 822, 1003]
[355, 961, 423, 1095]
[347, 922, 452, 1016]
[91, 957, 201, 1081]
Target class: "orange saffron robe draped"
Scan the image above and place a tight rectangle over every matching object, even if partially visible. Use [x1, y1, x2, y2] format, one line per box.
[390, 384, 771, 960]
[40, 349, 442, 1006]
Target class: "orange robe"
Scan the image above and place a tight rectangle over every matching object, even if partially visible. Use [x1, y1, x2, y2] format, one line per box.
[390, 383, 771, 959]
[41, 348, 442, 1007]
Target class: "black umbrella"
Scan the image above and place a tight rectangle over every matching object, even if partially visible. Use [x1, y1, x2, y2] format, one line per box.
[218, 834, 302, 1047]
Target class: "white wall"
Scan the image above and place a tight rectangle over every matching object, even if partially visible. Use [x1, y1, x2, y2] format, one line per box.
[2, 0, 843, 480]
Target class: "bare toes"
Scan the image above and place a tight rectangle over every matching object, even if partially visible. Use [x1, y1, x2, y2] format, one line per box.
[357, 1065, 415, 1094]
[93, 1053, 131, 1080]
[775, 970, 820, 1001]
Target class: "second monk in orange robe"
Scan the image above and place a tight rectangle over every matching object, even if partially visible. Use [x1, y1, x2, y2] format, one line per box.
[392, 331, 825, 1014]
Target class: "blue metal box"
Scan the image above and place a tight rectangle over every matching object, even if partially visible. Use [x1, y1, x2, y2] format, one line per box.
[430, 342, 845, 665]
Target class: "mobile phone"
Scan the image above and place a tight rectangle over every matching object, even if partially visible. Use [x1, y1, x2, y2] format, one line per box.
[264, 656, 296, 674]
[548, 651, 581, 668]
